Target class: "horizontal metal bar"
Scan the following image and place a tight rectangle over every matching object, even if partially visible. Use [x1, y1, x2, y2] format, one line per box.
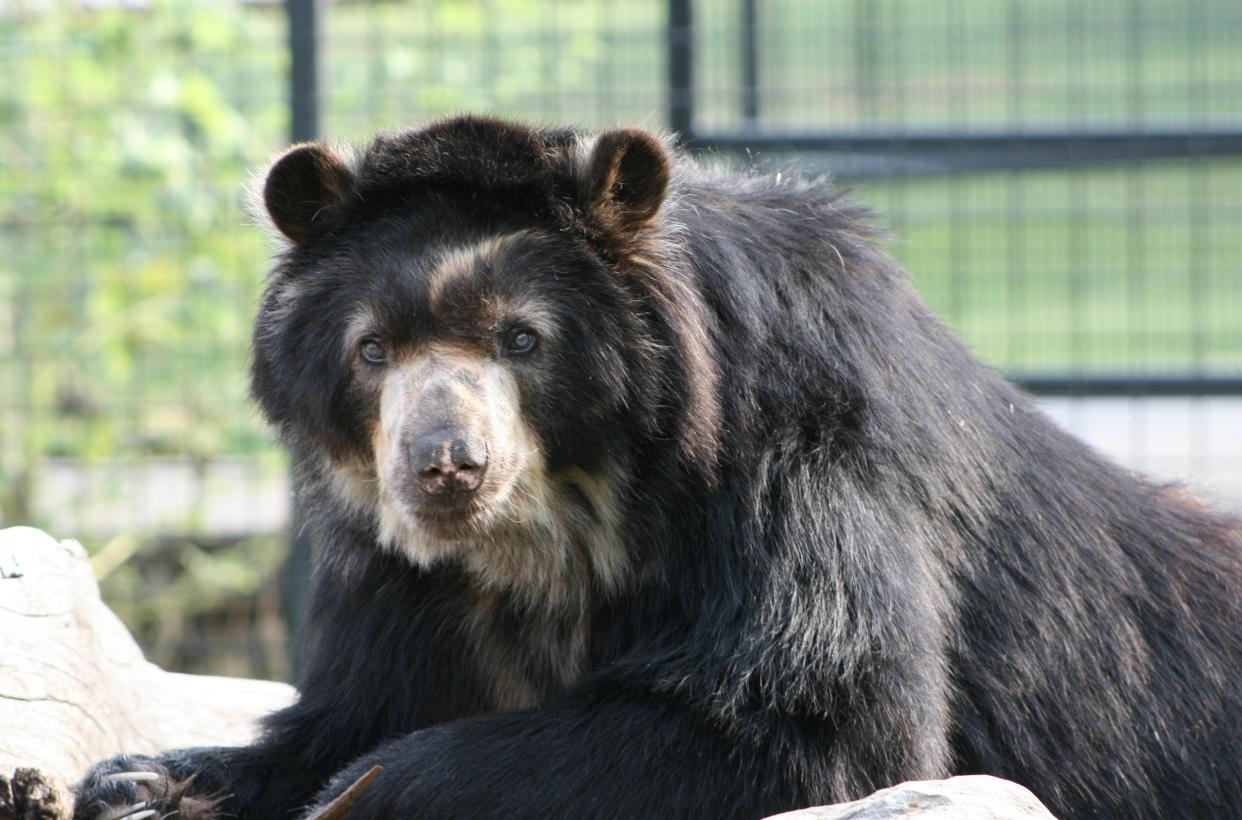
[686, 126, 1242, 173]
[1012, 374, 1242, 397]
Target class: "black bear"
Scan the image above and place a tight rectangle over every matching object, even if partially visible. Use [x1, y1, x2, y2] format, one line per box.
[74, 117, 1242, 820]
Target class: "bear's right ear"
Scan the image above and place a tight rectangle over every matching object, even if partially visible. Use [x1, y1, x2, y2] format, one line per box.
[580, 129, 670, 242]
[262, 143, 354, 244]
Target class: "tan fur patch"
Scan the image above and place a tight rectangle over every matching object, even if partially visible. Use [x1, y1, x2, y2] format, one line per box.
[459, 580, 602, 711]
[426, 233, 527, 311]
[460, 591, 543, 709]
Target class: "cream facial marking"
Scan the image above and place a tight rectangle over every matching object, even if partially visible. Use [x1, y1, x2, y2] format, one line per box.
[359, 340, 627, 608]
[425, 232, 530, 312]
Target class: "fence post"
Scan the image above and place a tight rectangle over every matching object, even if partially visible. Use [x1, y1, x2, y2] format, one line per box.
[741, 0, 759, 126]
[283, 0, 326, 676]
[289, 0, 324, 145]
[668, 0, 695, 141]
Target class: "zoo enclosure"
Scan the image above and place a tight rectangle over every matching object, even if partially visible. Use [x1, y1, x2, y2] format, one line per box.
[1, 0, 1239, 678]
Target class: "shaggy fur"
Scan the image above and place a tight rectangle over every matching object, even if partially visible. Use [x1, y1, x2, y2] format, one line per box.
[75, 116, 1242, 820]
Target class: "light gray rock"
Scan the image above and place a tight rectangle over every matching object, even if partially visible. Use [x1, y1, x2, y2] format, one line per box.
[766, 776, 1057, 819]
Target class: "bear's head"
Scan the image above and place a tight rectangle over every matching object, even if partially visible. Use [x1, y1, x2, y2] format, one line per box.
[251, 117, 720, 600]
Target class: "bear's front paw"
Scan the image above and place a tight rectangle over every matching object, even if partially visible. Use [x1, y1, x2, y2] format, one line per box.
[72, 756, 220, 820]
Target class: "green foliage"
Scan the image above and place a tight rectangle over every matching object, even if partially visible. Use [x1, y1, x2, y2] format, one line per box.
[325, 0, 666, 136]
[98, 531, 291, 678]
[0, 2, 292, 674]
[0, 2, 287, 517]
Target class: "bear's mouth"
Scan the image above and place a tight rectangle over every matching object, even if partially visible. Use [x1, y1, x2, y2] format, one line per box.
[373, 478, 490, 541]
[411, 497, 490, 538]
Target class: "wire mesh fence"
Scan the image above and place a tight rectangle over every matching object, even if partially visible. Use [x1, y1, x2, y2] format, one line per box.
[1, 0, 1239, 678]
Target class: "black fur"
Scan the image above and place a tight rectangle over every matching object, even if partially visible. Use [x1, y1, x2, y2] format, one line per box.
[76, 117, 1242, 819]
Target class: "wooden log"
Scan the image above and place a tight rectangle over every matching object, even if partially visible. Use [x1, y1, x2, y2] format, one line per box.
[0, 526, 294, 816]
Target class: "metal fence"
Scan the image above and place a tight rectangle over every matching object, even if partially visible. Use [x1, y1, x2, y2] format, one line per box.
[669, 0, 1242, 396]
[1, 0, 1239, 678]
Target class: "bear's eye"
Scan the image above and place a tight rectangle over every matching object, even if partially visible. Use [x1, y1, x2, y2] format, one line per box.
[504, 329, 539, 356]
[359, 338, 388, 365]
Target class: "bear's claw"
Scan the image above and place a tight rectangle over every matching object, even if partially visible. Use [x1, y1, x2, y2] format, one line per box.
[97, 799, 154, 820]
[101, 772, 161, 784]
[102, 803, 198, 820]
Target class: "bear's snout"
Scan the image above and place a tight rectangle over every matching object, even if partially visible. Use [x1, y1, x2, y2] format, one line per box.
[408, 430, 489, 496]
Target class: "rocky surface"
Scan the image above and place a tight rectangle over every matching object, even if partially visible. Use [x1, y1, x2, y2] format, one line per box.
[766, 775, 1056, 819]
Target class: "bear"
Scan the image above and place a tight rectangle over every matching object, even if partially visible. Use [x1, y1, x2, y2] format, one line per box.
[73, 116, 1242, 820]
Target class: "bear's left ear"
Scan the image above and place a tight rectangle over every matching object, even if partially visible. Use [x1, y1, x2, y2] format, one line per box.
[582, 129, 670, 240]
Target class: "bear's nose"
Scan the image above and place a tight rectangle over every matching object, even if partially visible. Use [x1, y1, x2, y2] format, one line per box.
[410, 433, 488, 496]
